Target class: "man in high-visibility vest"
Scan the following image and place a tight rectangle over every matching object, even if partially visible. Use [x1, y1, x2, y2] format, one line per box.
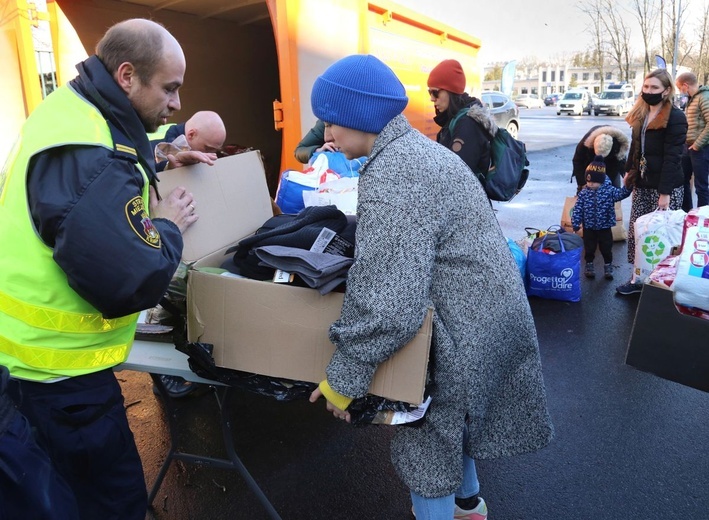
[149, 110, 226, 171]
[0, 18, 203, 519]
[147, 110, 226, 397]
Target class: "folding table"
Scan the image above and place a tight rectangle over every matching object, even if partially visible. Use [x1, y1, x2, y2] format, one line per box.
[116, 335, 282, 520]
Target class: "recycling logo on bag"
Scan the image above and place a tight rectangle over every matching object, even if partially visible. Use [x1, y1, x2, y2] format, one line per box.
[641, 234, 666, 266]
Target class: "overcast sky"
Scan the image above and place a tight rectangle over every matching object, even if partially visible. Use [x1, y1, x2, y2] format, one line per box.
[397, 0, 594, 64]
[396, 0, 702, 66]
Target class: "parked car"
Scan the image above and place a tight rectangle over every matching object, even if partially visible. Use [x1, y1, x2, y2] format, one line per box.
[544, 93, 561, 106]
[514, 93, 544, 109]
[557, 89, 594, 116]
[480, 91, 520, 139]
[594, 84, 634, 116]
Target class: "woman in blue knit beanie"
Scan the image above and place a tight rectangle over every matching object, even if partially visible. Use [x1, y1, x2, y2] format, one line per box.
[309, 54, 553, 520]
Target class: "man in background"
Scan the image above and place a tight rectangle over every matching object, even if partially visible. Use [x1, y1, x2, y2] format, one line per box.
[147, 110, 226, 397]
[676, 72, 709, 209]
[150, 110, 226, 171]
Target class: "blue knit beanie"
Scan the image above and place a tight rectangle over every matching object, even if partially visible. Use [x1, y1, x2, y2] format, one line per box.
[311, 54, 409, 134]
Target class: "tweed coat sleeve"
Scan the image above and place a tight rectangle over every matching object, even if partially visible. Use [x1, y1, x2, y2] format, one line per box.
[325, 152, 440, 398]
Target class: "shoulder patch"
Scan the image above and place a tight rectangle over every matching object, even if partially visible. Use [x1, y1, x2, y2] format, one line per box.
[126, 196, 161, 248]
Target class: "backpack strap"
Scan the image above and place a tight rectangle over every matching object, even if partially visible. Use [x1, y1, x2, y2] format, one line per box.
[447, 108, 470, 135]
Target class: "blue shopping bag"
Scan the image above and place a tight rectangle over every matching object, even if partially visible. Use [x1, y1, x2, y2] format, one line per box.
[526, 232, 582, 302]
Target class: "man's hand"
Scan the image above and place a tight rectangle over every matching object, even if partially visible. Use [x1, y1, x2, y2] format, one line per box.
[309, 387, 351, 423]
[149, 186, 198, 233]
[165, 150, 217, 169]
[689, 143, 700, 152]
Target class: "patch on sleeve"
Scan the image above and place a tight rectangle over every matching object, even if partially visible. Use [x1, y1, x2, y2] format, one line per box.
[125, 196, 161, 248]
[451, 138, 464, 152]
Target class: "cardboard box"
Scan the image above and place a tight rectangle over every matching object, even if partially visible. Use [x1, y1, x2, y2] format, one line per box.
[625, 282, 709, 392]
[157, 152, 431, 404]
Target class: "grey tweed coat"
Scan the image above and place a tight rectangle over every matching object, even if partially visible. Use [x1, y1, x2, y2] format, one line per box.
[326, 114, 553, 498]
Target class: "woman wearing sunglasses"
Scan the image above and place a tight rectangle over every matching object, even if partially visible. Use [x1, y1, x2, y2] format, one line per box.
[427, 59, 496, 187]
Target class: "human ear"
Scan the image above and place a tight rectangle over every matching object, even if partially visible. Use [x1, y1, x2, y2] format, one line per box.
[114, 62, 135, 94]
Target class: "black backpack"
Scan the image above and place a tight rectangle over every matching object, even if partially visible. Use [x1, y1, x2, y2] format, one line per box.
[450, 111, 530, 202]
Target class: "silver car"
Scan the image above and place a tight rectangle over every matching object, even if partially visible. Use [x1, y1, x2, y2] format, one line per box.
[480, 91, 520, 138]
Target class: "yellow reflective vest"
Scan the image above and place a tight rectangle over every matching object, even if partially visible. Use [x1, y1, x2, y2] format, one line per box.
[0, 85, 147, 381]
[147, 123, 177, 142]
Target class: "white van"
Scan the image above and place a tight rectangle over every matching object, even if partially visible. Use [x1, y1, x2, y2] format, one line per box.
[594, 83, 635, 116]
[557, 89, 594, 116]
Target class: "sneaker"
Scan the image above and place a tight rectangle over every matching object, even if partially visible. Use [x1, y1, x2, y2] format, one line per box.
[604, 263, 614, 280]
[411, 497, 488, 520]
[455, 497, 488, 520]
[584, 262, 595, 278]
[616, 280, 643, 295]
[153, 374, 198, 398]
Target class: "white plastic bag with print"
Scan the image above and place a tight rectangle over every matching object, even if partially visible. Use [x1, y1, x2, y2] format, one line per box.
[302, 176, 359, 215]
[633, 209, 686, 282]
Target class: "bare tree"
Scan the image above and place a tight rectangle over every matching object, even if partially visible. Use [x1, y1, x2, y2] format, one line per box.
[661, 0, 690, 74]
[601, 0, 633, 82]
[579, 0, 606, 89]
[698, 3, 709, 83]
[630, 0, 658, 75]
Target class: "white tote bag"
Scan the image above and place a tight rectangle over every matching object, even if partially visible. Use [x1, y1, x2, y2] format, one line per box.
[633, 209, 686, 282]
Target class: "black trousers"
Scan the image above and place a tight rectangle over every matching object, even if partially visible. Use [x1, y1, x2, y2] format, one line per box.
[7, 369, 147, 520]
[583, 227, 613, 264]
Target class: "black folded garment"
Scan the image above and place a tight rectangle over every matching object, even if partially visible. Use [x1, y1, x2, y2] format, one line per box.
[254, 245, 353, 294]
[226, 205, 351, 280]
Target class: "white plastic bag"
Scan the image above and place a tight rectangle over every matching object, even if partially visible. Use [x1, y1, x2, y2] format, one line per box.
[633, 209, 686, 282]
[673, 207, 709, 312]
[302, 176, 359, 215]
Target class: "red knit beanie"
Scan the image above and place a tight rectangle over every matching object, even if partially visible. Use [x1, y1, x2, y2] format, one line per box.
[427, 59, 466, 95]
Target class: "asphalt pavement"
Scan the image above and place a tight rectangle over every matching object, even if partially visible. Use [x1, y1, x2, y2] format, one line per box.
[120, 119, 709, 520]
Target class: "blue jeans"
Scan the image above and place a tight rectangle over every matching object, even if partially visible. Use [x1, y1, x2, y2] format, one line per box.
[410, 425, 480, 519]
[681, 149, 694, 212]
[689, 145, 709, 207]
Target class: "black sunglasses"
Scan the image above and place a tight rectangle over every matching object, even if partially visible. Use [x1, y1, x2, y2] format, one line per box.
[428, 88, 441, 99]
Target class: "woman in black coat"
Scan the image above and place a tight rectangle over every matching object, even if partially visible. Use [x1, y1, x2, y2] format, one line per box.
[616, 68, 687, 295]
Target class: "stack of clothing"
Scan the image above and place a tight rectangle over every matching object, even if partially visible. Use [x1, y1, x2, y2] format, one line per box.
[254, 245, 353, 294]
[223, 205, 356, 293]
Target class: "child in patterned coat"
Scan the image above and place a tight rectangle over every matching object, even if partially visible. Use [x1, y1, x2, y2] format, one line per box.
[572, 153, 633, 279]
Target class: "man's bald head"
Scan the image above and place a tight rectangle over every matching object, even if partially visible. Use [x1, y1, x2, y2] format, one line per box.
[96, 18, 181, 84]
[185, 111, 226, 153]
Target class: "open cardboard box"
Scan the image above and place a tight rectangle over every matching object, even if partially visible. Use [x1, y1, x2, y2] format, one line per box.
[625, 282, 709, 392]
[156, 152, 431, 404]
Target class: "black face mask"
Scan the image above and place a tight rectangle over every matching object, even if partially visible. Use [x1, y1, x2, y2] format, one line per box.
[642, 92, 664, 106]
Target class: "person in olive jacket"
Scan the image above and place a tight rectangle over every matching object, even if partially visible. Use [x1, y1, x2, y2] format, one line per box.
[294, 119, 334, 163]
[616, 68, 688, 295]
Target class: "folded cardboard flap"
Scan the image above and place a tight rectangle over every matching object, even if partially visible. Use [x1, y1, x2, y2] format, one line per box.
[625, 283, 709, 392]
[156, 151, 274, 262]
[161, 151, 431, 404]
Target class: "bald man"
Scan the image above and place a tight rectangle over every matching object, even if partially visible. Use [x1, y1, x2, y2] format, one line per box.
[0, 19, 199, 518]
[150, 110, 227, 172]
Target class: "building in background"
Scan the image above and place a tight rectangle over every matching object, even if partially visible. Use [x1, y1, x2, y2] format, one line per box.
[482, 62, 691, 99]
